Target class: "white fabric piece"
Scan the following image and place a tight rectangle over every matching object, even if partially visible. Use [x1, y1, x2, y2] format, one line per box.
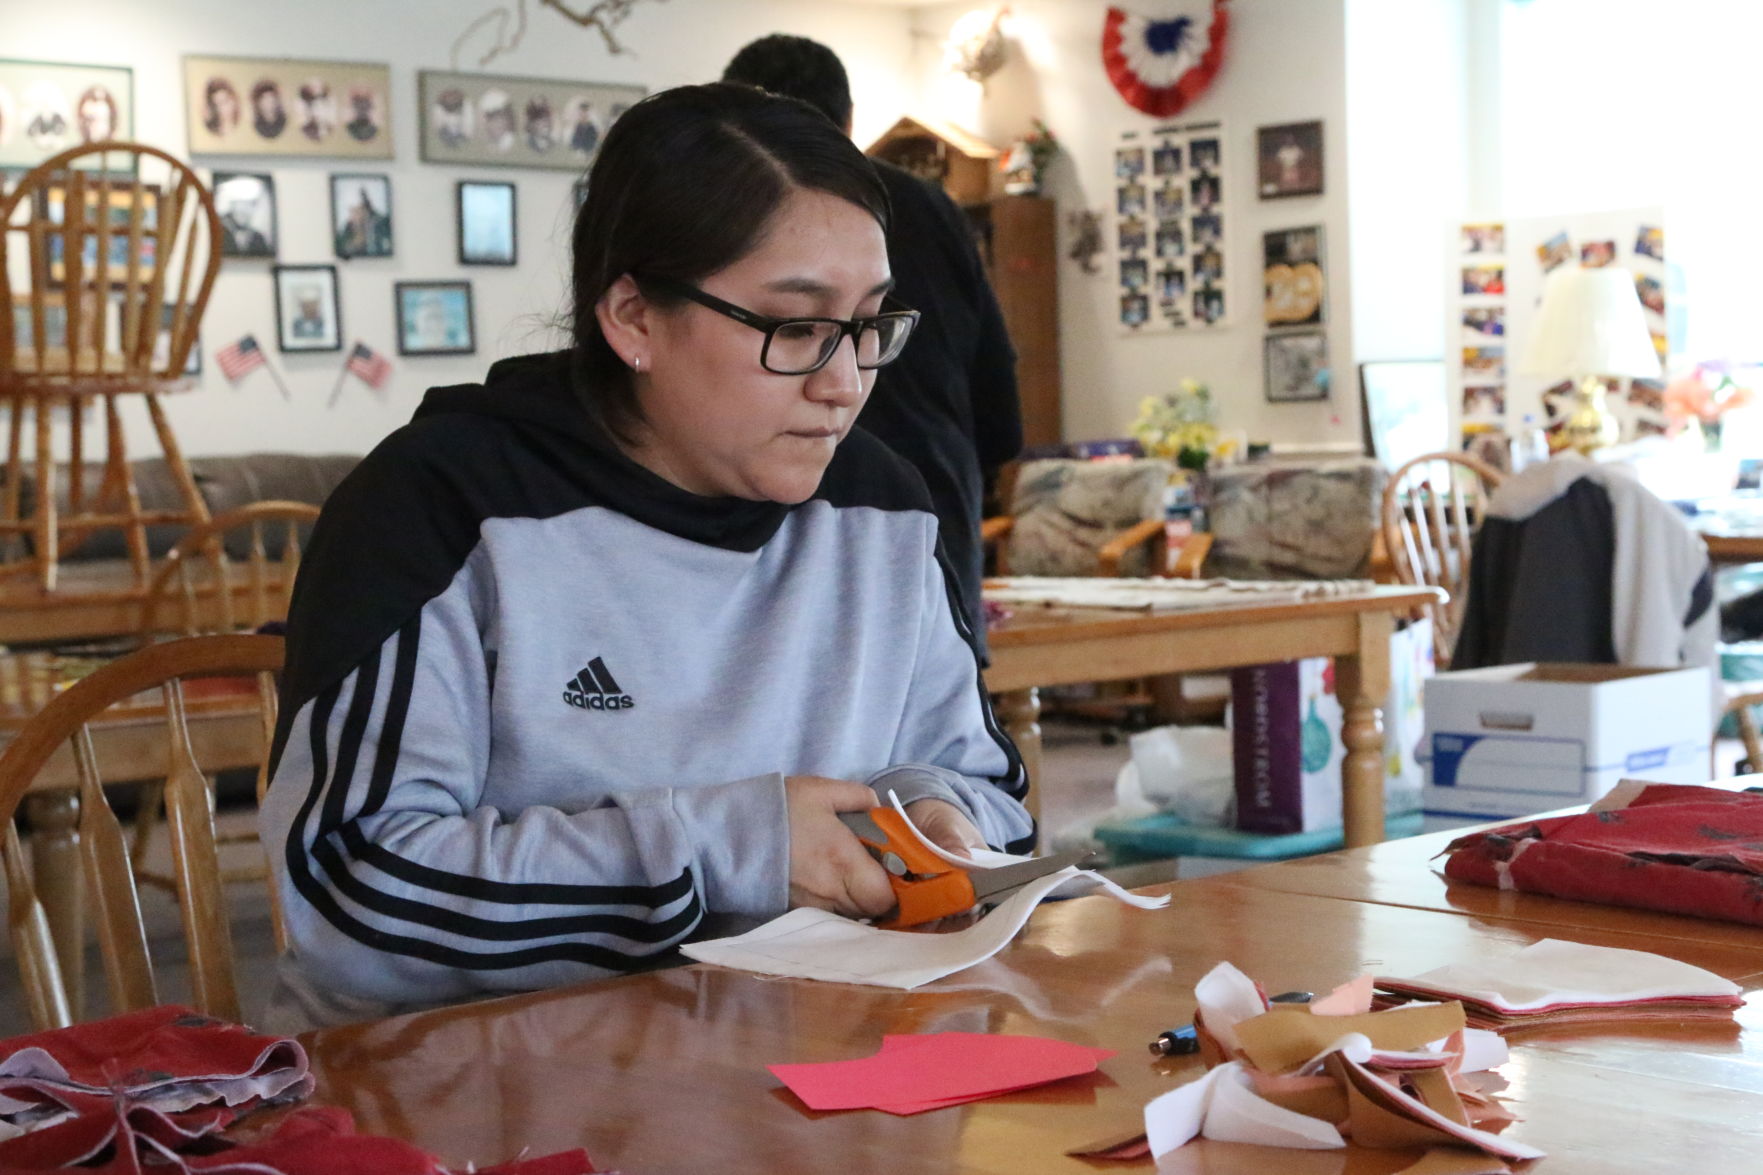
[1383, 938, 1741, 1012]
[984, 576, 1377, 612]
[1144, 1061, 1345, 1158]
[1458, 1028, 1510, 1073]
[680, 867, 1165, 988]
[1191, 961, 1268, 1054]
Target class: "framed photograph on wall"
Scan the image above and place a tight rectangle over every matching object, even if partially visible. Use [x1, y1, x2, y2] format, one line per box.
[1256, 120, 1324, 199]
[272, 263, 341, 352]
[418, 69, 642, 171]
[0, 59, 134, 170]
[1265, 329, 1329, 402]
[395, 280, 476, 356]
[1263, 225, 1325, 327]
[183, 55, 392, 159]
[330, 172, 392, 259]
[457, 181, 516, 266]
[39, 182, 159, 285]
[212, 171, 276, 259]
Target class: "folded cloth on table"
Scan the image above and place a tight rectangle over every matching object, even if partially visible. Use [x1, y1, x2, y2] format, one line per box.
[1374, 939, 1743, 1030]
[0, 1006, 313, 1138]
[1441, 782, 1763, 929]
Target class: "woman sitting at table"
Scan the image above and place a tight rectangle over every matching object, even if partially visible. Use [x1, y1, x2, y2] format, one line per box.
[259, 83, 1033, 1029]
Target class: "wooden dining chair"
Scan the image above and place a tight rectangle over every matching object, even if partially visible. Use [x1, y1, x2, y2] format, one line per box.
[0, 633, 284, 1030]
[0, 141, 221, 592]
[139, 501, 319, 638]
[1381, 452, 1506, 666]
[126, 502, 313, 906]
[1716, 690, 1763, 778]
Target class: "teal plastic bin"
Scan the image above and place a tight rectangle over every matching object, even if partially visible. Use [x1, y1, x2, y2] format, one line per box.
[1093, 810, 1426, 866]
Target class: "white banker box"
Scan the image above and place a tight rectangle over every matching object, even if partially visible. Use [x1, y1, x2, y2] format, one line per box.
[1422, 663, 1711, 819]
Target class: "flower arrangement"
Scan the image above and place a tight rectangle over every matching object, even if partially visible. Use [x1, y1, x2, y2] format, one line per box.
[1130, 379, 1220, 470]
[1663, 362, 1754, 450]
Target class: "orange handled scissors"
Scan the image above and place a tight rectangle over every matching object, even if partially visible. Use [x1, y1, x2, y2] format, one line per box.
[838, 807, 1088, 929]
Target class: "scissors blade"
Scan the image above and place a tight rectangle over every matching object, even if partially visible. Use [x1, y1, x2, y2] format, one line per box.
[967, 848, 1089, 902]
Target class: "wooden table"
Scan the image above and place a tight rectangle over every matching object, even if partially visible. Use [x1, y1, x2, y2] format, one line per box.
[0, 558, 285, 645]
[1704, 529, 1763, 566]
[1, 649, 267, 1015]
[300, 870, 1763, 1174]
[982, 585, 1440, 848]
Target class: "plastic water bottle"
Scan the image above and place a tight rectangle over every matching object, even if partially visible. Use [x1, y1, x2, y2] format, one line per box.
[1511, 415, 1549, 471]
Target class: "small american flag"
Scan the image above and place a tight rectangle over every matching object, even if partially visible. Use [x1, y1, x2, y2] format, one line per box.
[345, 341, 393, 391]
[215, 334, 266, 383]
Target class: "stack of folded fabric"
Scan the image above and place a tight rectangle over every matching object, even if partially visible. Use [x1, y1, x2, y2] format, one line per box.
[1374, 939, 1744, 1031]
[1442, 782, 1763, 927]
[0, 1006, 599, 1175]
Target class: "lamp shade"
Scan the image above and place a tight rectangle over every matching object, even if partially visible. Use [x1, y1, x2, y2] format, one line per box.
[1518, 265, 1662, 380]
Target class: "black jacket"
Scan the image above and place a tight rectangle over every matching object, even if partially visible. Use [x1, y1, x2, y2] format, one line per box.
[860, 162, 1021, 652]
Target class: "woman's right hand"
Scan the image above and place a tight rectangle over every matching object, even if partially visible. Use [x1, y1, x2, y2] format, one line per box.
[784, 776, 897, 920]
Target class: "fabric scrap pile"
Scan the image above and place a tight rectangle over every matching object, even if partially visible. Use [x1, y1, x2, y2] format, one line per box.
[1442, 781, 1763, 929]
[0, 1005, 598, 1175]
[1138, 964, 1545, 1170]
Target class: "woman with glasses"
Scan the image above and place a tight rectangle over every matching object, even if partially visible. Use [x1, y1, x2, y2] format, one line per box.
[260, 83, 1032, 1029]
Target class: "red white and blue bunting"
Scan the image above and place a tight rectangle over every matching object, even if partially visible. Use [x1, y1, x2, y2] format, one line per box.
[1101, 2, 1230, 118]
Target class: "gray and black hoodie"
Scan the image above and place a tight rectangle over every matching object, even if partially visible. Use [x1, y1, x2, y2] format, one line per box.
[260, 350, 1032, 1025]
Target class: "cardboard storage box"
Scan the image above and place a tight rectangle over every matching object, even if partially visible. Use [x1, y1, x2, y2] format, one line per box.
[1422, 663, 1711, 819]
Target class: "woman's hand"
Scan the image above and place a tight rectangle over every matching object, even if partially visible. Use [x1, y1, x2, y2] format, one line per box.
[784, 776, 897, 919]
[903, 797, 988, 858]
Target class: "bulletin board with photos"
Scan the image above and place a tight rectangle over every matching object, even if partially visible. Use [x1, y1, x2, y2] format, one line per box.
[418, 69, 642, 171]
[1451, 207, 1668, 469]
[183, 56, 393, 159]
[1112, 120, 1226, 334]
[0, 58, 133, 170]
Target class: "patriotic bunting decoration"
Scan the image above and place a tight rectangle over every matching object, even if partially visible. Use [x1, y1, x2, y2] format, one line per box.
[1102, 2, 1230, 118]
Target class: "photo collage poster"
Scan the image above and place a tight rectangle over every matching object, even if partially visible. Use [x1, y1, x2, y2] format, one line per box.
[1450, 207, 1669, 468]
[1112, 120, 1225, 334]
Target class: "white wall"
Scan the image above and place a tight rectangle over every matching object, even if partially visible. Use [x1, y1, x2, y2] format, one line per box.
[2, 0, 919, 458]
[1344, 0, 1469, 366]
[909, 0, 1358, 448]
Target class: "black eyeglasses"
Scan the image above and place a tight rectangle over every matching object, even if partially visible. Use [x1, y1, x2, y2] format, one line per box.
[635, 273, 920, 375]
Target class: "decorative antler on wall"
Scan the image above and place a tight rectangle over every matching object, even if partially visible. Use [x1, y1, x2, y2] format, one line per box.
[451, 0, 665, 69]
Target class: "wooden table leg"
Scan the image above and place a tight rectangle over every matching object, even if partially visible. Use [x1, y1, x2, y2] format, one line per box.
[1336, 611, 1395, 848]
[24, 790, 84, 1017]
[994, 687, 1043, 838]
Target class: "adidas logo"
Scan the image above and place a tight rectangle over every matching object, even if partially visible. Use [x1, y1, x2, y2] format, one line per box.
[562, 656, 635, 711]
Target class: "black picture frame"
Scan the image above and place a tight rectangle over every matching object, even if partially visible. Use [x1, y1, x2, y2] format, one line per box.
[212, 170, 277, 258]
[456, 180, 516, 266]
[330, 172, 393, 260]
[1255, 120, 1324, 200]
[271, 263, 341, 352]
[394, 280, 475, 356]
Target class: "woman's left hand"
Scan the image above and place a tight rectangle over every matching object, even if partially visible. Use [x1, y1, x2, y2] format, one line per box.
[904, 798, 987, 859]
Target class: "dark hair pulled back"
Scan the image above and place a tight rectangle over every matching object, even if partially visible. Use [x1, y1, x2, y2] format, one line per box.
[569, 82, 888, 439]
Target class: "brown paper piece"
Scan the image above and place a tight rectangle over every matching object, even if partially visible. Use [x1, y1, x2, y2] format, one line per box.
[1405, 1068, 1471, 1127]
[1392, 1147, 1513, 1175]
[1236, 1002, 1467, 1073]
[1247, 1070, 1351, 1123]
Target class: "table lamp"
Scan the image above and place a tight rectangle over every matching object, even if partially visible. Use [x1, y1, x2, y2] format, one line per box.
[1518, 266, 1662, 455]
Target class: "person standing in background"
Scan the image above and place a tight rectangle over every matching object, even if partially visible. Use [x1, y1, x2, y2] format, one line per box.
[722, 35, 1022, 658]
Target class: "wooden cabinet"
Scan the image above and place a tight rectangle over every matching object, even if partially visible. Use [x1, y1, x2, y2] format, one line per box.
[969, 196, 1062, 450]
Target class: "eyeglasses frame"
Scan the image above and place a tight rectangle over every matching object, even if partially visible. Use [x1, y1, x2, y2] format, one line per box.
[633, 273, 920, 375]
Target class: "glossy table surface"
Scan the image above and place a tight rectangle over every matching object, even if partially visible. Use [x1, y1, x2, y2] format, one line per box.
[300, 872, 1763, 1174]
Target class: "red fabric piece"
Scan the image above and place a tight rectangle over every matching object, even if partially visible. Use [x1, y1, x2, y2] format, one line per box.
[0, 1006, 307, 1101]
[1443, 784, 1763, 927]
[474, 1149, 598, 1175]
[184, 1108, 447, 1175]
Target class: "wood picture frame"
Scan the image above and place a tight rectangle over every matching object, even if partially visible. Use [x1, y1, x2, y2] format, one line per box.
[183, 55, 392, 159]
[0, 58, 134, 171]
[1256, 120, 1324, 200]
[272, 263, 341, 353]
[418, 68, 641, 171]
